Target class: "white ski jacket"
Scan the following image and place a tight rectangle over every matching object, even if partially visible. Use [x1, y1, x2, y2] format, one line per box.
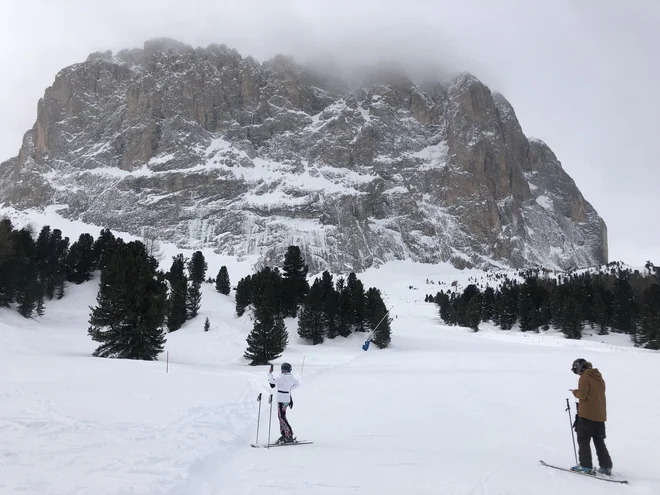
[268, 372, 299, 404]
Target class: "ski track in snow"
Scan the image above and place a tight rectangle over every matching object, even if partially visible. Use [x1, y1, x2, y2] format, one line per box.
[1, 251, 659, 493]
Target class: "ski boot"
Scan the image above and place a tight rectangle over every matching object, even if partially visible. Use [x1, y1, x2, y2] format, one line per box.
[570, 466, 596, 475]
[282, 436, 296, 444]
[598, 467, 612, 476]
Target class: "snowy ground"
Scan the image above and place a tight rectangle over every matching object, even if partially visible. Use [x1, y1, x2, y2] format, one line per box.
[1, 260, 659, 495]
[1, 207, 659, 494]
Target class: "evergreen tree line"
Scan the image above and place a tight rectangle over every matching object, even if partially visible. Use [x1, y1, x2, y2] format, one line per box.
[164, 254, 232, 333]
[89, 242, 234, 360]
[241, 246, 392, 365]
[240, 246, 309, 365]
[0, 219, 122, 318]
[428, 262, 660, 349]
[163, 251, 211, 332]
[297, 271, 391, 350]
[0, 219, 236, 360]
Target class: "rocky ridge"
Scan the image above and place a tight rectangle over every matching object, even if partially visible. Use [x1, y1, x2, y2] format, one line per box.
[0, 38, 607, 272]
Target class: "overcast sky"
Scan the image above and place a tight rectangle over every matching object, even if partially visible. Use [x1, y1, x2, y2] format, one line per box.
[0, 0, 658, 265]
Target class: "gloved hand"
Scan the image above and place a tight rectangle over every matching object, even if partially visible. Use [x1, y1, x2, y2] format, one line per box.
[289, 398, 293, 409]
[573, 414, 579, 431]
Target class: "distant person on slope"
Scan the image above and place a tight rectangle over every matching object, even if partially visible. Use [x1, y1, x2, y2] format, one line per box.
[569, 358, 613, 476]
[268, 362, 299, 444]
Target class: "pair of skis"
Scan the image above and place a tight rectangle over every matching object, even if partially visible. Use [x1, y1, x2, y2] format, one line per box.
[546, 400, 629, 483]
[251, 440, 313, 448]
[252, 391, 313, 449]
[540, 460, 628, 484]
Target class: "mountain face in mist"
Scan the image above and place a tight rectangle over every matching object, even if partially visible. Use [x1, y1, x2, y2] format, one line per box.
[0, 38, 607, 272]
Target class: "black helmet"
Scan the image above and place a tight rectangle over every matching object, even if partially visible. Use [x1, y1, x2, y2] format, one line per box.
[281, 362, 292, 373]
[571, 358, 591, 375]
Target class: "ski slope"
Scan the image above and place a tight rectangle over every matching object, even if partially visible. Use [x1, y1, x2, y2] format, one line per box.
[1, 261, 659, 495]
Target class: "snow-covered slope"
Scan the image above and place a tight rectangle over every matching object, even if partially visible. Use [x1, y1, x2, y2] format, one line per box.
[2, 258, 658, 495]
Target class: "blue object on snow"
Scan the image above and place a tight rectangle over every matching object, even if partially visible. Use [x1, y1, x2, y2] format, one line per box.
[362, 340, 371, 351]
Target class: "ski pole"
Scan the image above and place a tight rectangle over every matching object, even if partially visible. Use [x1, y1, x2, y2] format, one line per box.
[255, 393, 262, 445]
[267, 393, 273, 449]
[565, 398, 578, 465]
[301, 356, 305, 377]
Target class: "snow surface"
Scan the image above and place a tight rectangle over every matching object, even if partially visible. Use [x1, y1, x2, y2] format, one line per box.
[1, 255, 659, 495]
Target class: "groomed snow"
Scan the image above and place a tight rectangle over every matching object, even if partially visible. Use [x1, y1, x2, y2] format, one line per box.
[1, 210, 658, 494]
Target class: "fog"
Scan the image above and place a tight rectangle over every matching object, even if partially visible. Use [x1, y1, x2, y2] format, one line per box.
[0, 0, 658, 264]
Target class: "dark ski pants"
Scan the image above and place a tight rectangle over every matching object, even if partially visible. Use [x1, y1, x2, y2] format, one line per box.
[277, 402, 293, 439]
[577, 417, 612, 469]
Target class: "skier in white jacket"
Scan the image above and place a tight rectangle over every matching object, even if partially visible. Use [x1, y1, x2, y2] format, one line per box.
[268, 362, 299, 444]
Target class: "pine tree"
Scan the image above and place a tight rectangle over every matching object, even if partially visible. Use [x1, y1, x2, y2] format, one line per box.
[578, 274, 595, 327]
[639, 283, 660, 349]
[592, 290, 608, 335]
[88, 241, 167, 360]
[35, 226, 51, 285]
[457, 285, 481, 328]
[52, 231, 70, 300]
[188, 251, 208, 285]
[501, 282, 519, 330]
[320, 271, 338, 338]
[518, 280, 535, 332]
[184, 251, 207, 320]
[33, 226, 52, 315]
[92, 228, 117, 271]
[44, 229, 63, 299]
[15, 229, 38, 318]
[251, 267, 284, 318]
[186, 282, 202, 319]
[244, 306, 289, 365]
[347, 273, 366, 331]
[297, 279, 326, 345]
[550, 286, 565, 330]
[204, 317, 210, 332]
[166, 254, 188, 332]
[561, 296, 583, 340]
[281, 246, 309, 317]
[215, 266, 231, 295]
[35, 280, 46, 317]
[66, 233, 95, 284]
[336, 277, 352, 337]
[481, 287, 496, 322]
[365, 287, 392, 348]
[612, 276, 637, 335]
[435, 292, 449, 324]
[235, 275, 252, 317]
[0, 218, 15, 306]
[466, 293, 482, 331]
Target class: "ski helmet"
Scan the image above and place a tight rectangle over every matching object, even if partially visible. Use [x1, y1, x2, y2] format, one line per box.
[571, 358, 591, 375]
[281, 362, 292, 373]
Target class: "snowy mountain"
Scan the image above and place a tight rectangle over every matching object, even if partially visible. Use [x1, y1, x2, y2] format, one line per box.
[2, 256, 658, 495]
[0, 38, 607, 272]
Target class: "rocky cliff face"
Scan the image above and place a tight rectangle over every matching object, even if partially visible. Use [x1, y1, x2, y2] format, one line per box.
[0, 38, 607, 272]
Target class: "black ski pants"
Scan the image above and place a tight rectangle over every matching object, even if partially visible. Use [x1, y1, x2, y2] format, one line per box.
[576, 417, 612, 469]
